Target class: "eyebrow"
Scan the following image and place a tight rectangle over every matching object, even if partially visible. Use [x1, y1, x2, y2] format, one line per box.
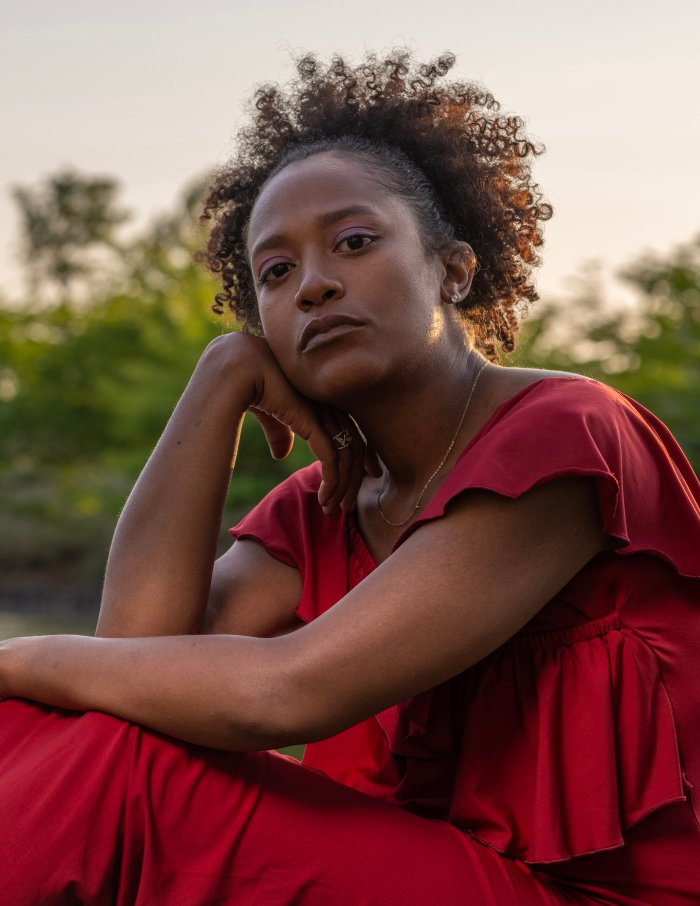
[250, 205, 379, 260]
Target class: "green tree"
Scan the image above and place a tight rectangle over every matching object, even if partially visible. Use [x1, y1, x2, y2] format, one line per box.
[515, 237, 700, 469]
[12, 169, 130, 302]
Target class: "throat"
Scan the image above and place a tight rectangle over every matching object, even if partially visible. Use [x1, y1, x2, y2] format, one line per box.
[376, 469, 431, 527]
[353, 475, 427, 565]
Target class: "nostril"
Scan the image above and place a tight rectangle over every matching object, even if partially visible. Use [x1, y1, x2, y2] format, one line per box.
[294, 280, 342, 309]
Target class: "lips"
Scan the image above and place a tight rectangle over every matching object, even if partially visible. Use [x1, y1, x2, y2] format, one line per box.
[299, 314, 365, 352]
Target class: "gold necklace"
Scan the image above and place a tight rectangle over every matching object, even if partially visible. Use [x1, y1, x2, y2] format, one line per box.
[376, 357, 489, 527]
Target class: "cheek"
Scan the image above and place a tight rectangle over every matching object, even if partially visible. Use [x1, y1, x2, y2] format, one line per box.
[258, 299, 287, 342]
[258, 313, 299, 372]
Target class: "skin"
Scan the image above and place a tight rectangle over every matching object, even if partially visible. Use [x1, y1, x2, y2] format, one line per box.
[0, 152, 606, 750]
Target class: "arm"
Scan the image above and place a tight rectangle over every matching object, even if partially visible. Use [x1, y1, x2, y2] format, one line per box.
[96, 332, 362, 639]
[0, 476, 605, 750]
[202, 540, 304, 637]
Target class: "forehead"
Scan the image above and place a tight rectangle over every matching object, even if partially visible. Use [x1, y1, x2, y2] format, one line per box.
[247, 152, 413, 252]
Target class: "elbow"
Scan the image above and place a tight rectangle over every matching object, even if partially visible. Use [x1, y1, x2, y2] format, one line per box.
[221, 700, 313, 753]
[224, 636, 344, 751]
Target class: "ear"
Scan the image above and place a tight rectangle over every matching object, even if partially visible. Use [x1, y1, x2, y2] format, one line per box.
[439, 241, 476, 305]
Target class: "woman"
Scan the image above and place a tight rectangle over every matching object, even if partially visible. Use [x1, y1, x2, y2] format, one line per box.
[1, 52, 699, 905]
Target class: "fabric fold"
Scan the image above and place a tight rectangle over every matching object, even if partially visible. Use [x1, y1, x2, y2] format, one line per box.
[443, 617, 688, 863]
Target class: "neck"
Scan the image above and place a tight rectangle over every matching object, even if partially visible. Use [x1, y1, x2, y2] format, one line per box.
[349, 346, 488, 493]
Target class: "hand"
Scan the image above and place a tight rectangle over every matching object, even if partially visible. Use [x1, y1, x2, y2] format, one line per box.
[210, 332, 374, 514]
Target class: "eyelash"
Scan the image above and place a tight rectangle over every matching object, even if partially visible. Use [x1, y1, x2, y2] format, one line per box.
[257, 232, 377, 286]
[336, 232, 375, 253]
[258, 262, 292, 286]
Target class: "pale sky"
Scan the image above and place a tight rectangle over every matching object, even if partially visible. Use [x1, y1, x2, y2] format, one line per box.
[1, 0, 698, 306]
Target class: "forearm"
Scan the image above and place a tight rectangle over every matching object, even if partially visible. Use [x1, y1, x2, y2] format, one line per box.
[98, 338, 251, 637]
[1, 633, 297, 751]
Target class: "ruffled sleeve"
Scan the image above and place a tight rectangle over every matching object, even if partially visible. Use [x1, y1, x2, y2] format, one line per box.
[401, 377, 700, 578]
[229, 462, 349, 622]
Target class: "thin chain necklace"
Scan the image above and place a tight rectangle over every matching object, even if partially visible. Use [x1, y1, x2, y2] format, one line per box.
[376, 356, 490, 527]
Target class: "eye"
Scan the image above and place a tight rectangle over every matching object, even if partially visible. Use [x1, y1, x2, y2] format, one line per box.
[258, 261, 293, 286]
[335, 233, 376, 253]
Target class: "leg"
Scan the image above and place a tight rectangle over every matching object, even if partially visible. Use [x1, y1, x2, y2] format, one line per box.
[0, 699, 583, 905]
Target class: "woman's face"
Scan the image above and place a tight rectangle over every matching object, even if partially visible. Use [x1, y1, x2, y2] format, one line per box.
[246, 151, 456, 405]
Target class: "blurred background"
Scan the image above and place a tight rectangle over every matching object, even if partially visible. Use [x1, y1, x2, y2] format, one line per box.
[1, 0, 698, 639]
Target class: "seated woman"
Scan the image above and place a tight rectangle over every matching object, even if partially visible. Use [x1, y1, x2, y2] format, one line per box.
[1, 51, 699, 905]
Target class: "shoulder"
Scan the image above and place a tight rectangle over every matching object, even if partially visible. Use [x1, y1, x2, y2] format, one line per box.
[229, 462, 323, 559]
[479, 369, 659, 441]
[271, 460, 323, 494]
[233, 460, 325, 529]
[417, 369, 700, 578]
[486, 366, 624, 413]
[242, 461, 323, 514]
[230, 460, 347, 581]
[462, 369, 688, 490]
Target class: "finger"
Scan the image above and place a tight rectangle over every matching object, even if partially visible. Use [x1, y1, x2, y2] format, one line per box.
[250, 372, 346, 509]
[310, 408, 350, 514]
[248, 407, 295, 460]
[255, 395, 341, 508]
[338, 417, 367, 513]
[302, 420, 341, 512]
[319, 411, 359, 515]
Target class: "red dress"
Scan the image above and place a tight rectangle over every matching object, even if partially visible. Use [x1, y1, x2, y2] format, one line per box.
[2, 377, 699, 904]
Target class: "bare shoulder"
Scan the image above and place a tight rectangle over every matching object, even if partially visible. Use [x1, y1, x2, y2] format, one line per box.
[489, 364, 584, 399]
[475, 364, 585, 415]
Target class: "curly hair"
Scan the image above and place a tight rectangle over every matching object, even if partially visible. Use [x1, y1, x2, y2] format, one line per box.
[201, 50, 552, 357]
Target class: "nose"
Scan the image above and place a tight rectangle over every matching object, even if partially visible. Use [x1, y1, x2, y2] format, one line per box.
[293, 263, 344, 310]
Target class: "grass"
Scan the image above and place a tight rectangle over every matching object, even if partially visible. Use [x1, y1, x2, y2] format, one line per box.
[0, 611, 95, 640]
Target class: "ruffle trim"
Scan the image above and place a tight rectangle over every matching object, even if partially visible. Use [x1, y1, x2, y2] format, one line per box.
[376, 615, 691, 864]
[395, 379, 700, 580]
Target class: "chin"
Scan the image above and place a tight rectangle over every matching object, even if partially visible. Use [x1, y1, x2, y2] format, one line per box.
[294, 357, 388, 407]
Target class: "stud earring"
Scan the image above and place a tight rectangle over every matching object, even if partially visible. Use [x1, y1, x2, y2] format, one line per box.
[450, 293, 460, 303]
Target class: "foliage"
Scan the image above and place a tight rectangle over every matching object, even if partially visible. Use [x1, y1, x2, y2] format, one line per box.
[513, 239, 700, 468]
[12, 169, 130, 301]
